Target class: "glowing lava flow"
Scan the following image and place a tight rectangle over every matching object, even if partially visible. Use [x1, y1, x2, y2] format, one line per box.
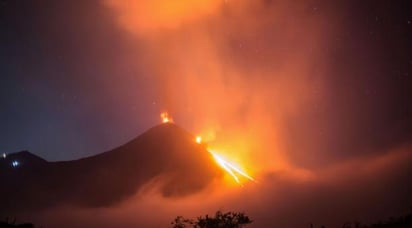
[159, 113, 254, 184]
[208, 150, 255, 183]
[195, 136, 255, 184]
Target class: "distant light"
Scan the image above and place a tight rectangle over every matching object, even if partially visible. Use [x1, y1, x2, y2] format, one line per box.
[11, 160, 19, 167]
[2, 153, 5, 159]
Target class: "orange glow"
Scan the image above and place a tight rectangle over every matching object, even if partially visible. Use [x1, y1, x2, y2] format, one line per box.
[195, 136, 202, 144]
[106, 0, 338, 190]
[195, 132, 254, 184]
[208, 149, 255, 184]
[160, 112, 173, 123]
[103, 0, 222, 33]
[193, 132, 254, 184]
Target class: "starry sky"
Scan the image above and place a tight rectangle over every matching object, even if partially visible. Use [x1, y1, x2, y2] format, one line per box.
[0, 0, 160, 160]
[0, 0, 411, 169]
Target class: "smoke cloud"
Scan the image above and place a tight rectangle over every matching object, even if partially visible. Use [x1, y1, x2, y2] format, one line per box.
[101, 0, 346, 175]
[15, 144, 412, 227]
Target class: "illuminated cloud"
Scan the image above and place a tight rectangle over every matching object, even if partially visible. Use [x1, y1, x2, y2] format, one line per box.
[102, 0, 340, 175]
[103, 0, 223, 34]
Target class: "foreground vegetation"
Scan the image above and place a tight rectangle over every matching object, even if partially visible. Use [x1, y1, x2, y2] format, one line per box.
[1, 210, 411, 227]
[172, 211, 412, 228]
[0, 218, 34, 228]
[172, 211, 252, 228]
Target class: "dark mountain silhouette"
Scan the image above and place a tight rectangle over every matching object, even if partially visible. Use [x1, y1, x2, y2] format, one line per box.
[0, 123, 222, 213]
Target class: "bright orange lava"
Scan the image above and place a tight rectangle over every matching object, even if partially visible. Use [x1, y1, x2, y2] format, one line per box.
[160, 112, 173, 123]
[196, 136, 202, 144]
[194, 134, 255, 184]
[160, 111, 255, 184]
[208, 149, 255, 184]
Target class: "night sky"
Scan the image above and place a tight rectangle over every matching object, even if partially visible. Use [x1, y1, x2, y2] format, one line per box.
[1, 0, 412, 227]
[1, 0, 410, 164]
[0, 0, 411, 162]
[1, 0, 161, 160]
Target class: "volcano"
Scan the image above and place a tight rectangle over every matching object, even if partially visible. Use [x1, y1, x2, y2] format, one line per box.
[0, 123, 222, 213]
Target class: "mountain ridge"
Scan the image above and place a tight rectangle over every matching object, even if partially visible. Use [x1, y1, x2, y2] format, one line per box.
[0, 123, 222, 214]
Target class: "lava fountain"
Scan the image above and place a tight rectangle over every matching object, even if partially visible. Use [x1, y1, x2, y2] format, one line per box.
[160, 112, 173, 123]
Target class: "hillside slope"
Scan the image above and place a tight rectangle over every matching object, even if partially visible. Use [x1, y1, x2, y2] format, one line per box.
[0, 123, 222, 213]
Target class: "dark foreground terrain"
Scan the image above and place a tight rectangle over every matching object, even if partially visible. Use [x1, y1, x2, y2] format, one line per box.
[1, 211, 412, 228]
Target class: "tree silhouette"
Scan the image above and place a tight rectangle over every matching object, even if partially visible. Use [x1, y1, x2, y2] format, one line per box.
[172, 211, 252, 228]
[0, 217, 35, 228]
